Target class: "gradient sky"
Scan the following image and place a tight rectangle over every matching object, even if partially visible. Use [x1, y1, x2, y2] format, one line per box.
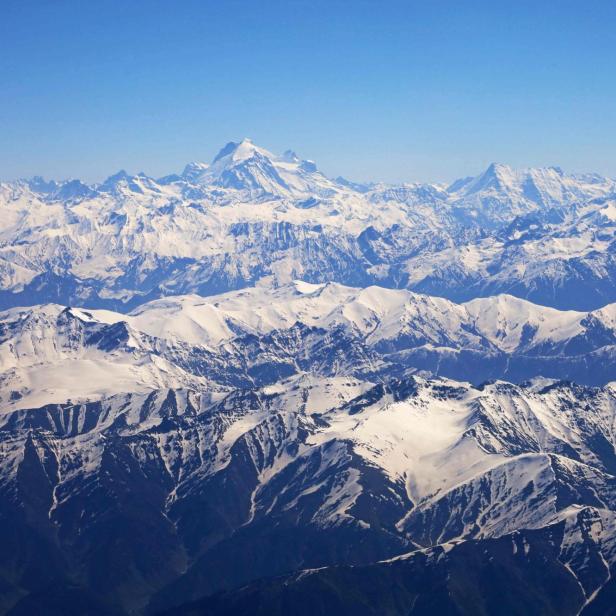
[1, 0, 615, 184]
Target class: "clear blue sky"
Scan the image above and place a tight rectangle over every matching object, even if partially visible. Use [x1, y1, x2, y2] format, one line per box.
[1, 0, 615, 184]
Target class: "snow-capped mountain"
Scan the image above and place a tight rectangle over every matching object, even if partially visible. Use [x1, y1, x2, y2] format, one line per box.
[0, 304, 221, 410]
[2, 283, 615, 412]
[2, 375, 616, 614]
[447, 162, 614, 225]
[1, 140, 615, 312]
[1, 140, 616, 615]
[180, 138, 337, 198]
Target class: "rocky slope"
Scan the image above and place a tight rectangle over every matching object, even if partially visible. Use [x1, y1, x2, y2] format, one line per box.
[1, 376, 615, 614]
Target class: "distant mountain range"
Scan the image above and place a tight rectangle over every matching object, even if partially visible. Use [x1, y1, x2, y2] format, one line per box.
[1, 139, 615, 312]
[1, 141, 615, 615]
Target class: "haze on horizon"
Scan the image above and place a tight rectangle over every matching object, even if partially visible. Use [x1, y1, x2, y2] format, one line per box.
[1, 0, 615, 184]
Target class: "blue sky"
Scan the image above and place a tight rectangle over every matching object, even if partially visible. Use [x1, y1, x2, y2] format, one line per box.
[1, 0, 615, 183]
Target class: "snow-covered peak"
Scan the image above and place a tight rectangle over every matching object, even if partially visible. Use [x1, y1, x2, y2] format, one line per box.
[451, 162, 572, 196]
[99, 169, 131, 189]
[0, 302, 213, 410]
[211, 137, 271, 166]
[181, 161, 210, 182]
[112, 282, 616, 355]
[4, 284, 615, 412]
[463, 294, 585, 352]
[181, 140, 279, 185]
[447, 162, 616, 224]
[1, 148, 615, 316]
[178, 138, 339, 198]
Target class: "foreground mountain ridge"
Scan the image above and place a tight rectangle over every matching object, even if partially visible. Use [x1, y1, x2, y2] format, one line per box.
[2, 374, 616, 614]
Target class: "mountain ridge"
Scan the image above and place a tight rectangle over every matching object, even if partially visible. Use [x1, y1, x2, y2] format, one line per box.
[2, 375, 616, 614]
[1, 282, 615, 413]
[1, 140, 616, 614]
[1, 140, 615, 312]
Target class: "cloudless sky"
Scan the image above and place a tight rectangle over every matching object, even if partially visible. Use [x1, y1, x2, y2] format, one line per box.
[1, 0, 615, 184]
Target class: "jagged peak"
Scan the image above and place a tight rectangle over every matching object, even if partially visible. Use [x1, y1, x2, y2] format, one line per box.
[181, 161, 209, 181]
[472, 162, 515, 191]
[26, 176, 59, 193]
[211, 137, 273, 166]
[102, 169, 130, 184]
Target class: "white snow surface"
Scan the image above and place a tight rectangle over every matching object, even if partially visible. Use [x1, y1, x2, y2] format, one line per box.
[1, 282, 614, 410]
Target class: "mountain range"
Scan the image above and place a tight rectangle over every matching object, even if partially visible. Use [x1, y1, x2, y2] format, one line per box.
[1, 139, 615, 313]
[1, 140, 615, 615]
[3, 375, 616, 614]
[1, 282, 615, 415]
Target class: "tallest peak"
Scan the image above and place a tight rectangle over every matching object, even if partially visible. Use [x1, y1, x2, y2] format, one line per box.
[211, 137, 268, 165]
